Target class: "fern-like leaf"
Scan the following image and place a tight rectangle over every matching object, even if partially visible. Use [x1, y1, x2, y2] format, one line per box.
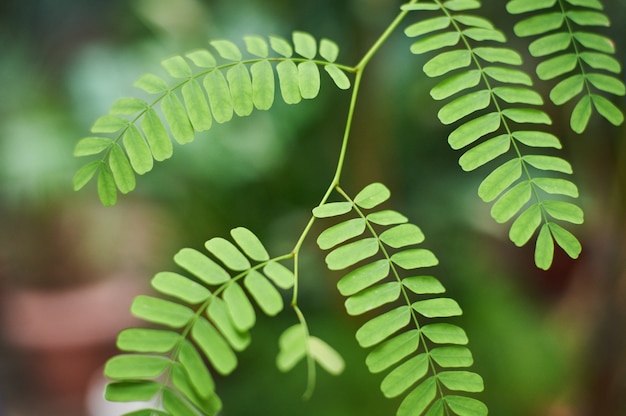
[103, 227, 341, 415]
[314, 183, 487, 416]
[403, 1, 584, 269]
[73, 32, 352, 206]
[506, 0, 625, 132]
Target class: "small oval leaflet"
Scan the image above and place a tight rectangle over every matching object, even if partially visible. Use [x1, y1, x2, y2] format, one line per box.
[354, 182, 391, 209]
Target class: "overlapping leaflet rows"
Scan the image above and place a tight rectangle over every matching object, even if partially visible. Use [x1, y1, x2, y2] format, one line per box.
[314, 183, 487, 416]
[402, 0, 583, 269]
[72, 31, 352, 206]
[103, 227, 323, 415]
[507, 0, 625, 133]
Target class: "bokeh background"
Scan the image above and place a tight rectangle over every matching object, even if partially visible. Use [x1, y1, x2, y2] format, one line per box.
[0, 0, 625, 415]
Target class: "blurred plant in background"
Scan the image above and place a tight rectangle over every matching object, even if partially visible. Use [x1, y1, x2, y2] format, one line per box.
[0, 0, 624, 415]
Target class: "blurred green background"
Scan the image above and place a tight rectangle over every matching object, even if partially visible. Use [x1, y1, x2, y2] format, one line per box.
[0, 0, 625, 415]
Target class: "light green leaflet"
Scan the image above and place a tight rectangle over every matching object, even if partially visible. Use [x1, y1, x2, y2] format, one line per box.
[73, 32, 352, 206]
[404, 1, 584, 270]
[314, 183, 486, 415]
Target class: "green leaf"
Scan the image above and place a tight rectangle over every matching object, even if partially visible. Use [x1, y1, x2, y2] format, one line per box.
[205, 237, 251, 271]
[438, 90, 491, 125]
[462, 28, 506, 42]
[192, 317, 237, 375]
[423, 50, 472, 78]
[443, 0, 481, 11]
[421, 323, 469, 344]
[162, 93, 194, 144]
[181, 79, 213, 132]
[134, 73, 169, 94]
[73, 160, 100, 191]
[454, 15, 494, 29]
[178, 340, 215, 397]
[550, 74, 585, 105]
[484, 66, 533, 85]
[580, 52, 622, 73]
[430, 346, 474, 368]
[251, 60, 275, 110]
[523, 155, 573, 173]
[269, 36, 293, 57]
[354, 182, 391, 209]
[355, 306, 411, 348]
[298, 61, 321, 99]
[514, 12, 564, 37]
[230, 227, 269, 262]
[210, 39, 242, 61]
[74, 137, 112, 156]
[404, 16, 451, 38]
[110, 97, 148, 115]
[397, 377, 437, 416]
[574, 31, 615, 53]
[490, 181, 532, 223]
[97, 164, 117, 206]
[410, 32, 461, 55]
[412, 298, 463, 318]
[365, 330, 420, 373]
[430, 69, 481, 100]
[227, 64, 254, 117]
[152, 271, 211, 304]
[313, 202, 353, 218]
[402, 275, 446, 294]
[366, 210, 409, 225]
[276, 60, 301, 104]
[277, 324, 307, 372]
[528, 32, 571, 57]
[117, 328, 180, 353]
[319, 38, 339, 62]
[509, 203, 542, 246]
[391, 249, 439, 269]
[293, 31, 317, 59]
[473, 47, 522, 64]
[162, 385, 198, 416]
[592, 94, 625, 126]
[537, 54, 578, 80]
[308, 336, 345, 375]
[379, 223, 425, 248]
[105, 381, 161, 402]
[91, 115, 129, 134]
[244, 270, 283, 316]
[401, 3, 440, 10]
[571, 95, 593, 133]
[542, 200, 584, 224]
[513, 131, 562, 148]
[493, 87, 543, 105]
[533, 177, 579, 197]
[317, 218, 366, 250]
[535, 223, 554, 270]
[502, 108, 552, 124]
[507, 0, 557, 14]
[324, 64, 351, 90]
[448, 112, 501, 150]
[381, 353, 429, 398]
[122, 125, 153, 175]
[174, 248, 230, 285]
[565, 0, 603, 9]
[325, 238, 379, 270]
[438, 371, 484, 392]
[345, 282, 401, 316]
[587, 73, 626, 96]
[445, 395, 489, 416]
[141, 108, 173, 161]
[131, 295, 194, 328]
[161, 55, 192, 78]
[186, 49, 216, 68]
[223, 282, 256, 331]
[104, 354, 170, 379]
[337, 259, 390, 296]
[478, 158, 522, 202]
[459, 134, 511, 171]
[244, 36, 269, 58]
[567, 10, 610, 27]
[263, 261, 295, 289]
[548, 222, 582, 259]
[207, 298, 251, 352]
[204, 70, 234, 123]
